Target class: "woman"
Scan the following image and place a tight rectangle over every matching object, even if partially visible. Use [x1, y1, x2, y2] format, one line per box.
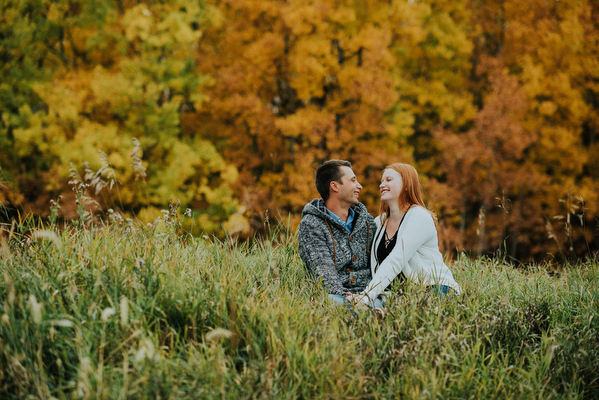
[350, 163, 460, 307]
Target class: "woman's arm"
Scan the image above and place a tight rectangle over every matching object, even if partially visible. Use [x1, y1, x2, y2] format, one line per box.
[362, 207, 436, 299]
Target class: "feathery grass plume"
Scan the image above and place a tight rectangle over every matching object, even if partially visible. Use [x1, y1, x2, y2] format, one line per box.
[97, 149, 120, 192]
[548, 188, 588, 260]
[68, 162, 85, 190]
[494, 192, 512, 259]
[556, 188, 586, 253]
[0, 227, 11, 260]
[130, 138, 146, 183]
[66, 150, 123, 226]
[476, 206, 487, 256]
[120, 297, 128, 326]
[28, 294, 42, 325]
[135, 338, 156, 363]
[76, 356, 93, 398]
[205, 328, 233, 342]
[31, 229, 63, 251]
[4, 271, 15, 305]
[68, 163, 101, 226]
[49, 319, 74, 327]
[546, 219, 560, 244]
[101, 307, 115, 321]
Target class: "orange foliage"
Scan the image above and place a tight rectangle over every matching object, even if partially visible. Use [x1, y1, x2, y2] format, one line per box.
[2, 0, 598, 260]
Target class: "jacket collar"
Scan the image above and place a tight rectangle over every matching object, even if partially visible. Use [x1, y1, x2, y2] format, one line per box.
[303, 199, 367, 229]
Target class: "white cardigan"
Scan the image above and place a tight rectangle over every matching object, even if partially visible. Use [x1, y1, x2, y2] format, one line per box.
[362, 206, 460, 299]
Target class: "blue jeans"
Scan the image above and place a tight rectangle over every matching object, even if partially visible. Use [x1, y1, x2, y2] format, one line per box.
[328, 294, 384, 309]
[427, 285, 454, 298]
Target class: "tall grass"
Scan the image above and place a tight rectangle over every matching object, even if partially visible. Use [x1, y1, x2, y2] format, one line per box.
[0, 218, 597, 399]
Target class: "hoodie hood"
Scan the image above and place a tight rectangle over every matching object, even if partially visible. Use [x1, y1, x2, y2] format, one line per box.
[301, 199, 369, 228]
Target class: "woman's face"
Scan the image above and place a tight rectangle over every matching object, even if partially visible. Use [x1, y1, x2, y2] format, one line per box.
[379, 169, 403, 204]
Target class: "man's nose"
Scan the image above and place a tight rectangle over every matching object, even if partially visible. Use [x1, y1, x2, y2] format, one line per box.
[357, 182, 363, 190]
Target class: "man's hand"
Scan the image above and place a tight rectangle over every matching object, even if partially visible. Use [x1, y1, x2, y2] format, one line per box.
[345, 292, 369, 306]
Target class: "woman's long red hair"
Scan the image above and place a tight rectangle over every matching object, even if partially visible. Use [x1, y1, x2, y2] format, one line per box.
[379, 163, 430, 225]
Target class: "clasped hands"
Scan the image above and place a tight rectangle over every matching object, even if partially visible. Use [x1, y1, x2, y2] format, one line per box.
[346, 292, 385, 318]
[345, 292, 370, 307]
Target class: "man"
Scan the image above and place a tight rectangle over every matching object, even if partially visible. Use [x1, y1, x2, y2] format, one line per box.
[298, 160, 375, 305]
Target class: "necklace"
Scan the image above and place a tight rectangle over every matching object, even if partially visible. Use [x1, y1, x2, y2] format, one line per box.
[383, 209, 408, 248]
[383, 230, 397, 248]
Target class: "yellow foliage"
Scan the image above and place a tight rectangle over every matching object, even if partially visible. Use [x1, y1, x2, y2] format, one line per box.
[539, 101, 558, 116]
[123, 5, 154, 42]
[57, 121, 125, 175]
[328, 6, 356, 25]
[33, 81, 85, 125]
[282, 3, 326, 37]
[136, 206, 163, 225]
[3, 0, 599, 255]
[289, 37, 337, 100]
[275, 107, 335, 144]
[46, 3, 65, 23]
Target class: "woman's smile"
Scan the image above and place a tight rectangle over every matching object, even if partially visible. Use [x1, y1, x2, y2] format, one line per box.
[379, 169, 402, 201]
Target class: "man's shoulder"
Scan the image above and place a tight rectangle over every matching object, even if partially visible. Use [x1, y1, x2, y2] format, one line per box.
[297, 211, 329, 248]
[298, 200, 328, 234]
[301, 198, 325, 216]
[299, 212, 325, 227]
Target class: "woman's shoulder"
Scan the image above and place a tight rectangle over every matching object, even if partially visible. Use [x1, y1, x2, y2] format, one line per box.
[407, 205, 436, 222]
[409, 205, 429, 214]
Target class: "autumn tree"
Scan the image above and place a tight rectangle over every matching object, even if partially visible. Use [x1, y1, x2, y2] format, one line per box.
[1, 0, 69, 215]
[432, 0, 599, 260]
[388, 0, 477, 173]
[2, 0, 243, 234]
[2, 0, 598, 259]
[433, 63, 539, 257]
[193, 0, 464, 228]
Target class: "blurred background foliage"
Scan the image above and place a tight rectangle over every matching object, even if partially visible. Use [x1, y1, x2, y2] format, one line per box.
[1, 0, 598, 262]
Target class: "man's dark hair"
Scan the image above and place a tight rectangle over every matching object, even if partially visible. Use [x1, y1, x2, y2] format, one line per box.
[315, 160, 352, 201]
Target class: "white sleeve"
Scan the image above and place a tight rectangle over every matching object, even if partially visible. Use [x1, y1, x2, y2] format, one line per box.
[363, 207, 436, 299]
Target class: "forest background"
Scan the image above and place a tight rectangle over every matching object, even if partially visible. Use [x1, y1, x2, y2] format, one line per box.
[1, 0, 598, 263]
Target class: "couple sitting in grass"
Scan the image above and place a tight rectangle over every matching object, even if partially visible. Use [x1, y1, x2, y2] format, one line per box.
[298, 160, 460, 310]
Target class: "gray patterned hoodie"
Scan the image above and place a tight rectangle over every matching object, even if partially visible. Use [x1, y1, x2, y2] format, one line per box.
[298, 199, 375, 295]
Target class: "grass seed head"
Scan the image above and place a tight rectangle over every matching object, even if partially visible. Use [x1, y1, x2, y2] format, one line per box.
[29, 294, 42, 325]
[101, 307, 116, 321]
[206, 328, 233, 342]
[120, 297, 129, 326]
[32, 229, 63, 251]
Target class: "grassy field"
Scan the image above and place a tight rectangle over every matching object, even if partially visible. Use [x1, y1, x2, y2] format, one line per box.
[0, 219, 598, 399]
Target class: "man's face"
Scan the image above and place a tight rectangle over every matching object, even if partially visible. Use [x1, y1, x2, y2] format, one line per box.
[335, 166, 362, 206]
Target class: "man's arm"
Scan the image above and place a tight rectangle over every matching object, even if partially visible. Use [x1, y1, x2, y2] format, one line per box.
[298, 216, 348, 296]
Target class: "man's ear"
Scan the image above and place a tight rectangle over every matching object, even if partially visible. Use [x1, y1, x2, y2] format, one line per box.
[330, 181, 339, 193]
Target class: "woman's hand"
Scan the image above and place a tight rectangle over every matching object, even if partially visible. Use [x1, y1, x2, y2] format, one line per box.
[345, 292, 369, 306]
